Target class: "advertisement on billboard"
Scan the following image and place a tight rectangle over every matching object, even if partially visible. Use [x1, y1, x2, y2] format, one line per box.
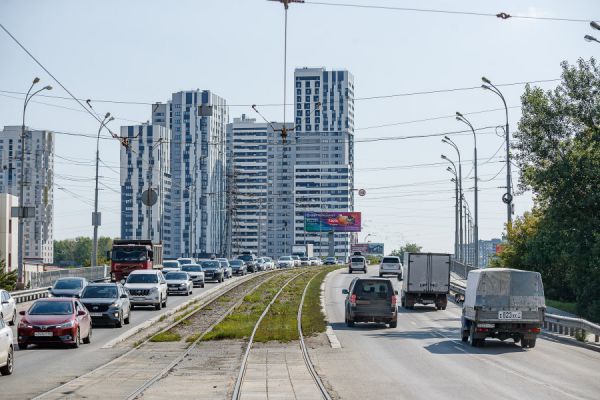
[304, 212, 362, 232]
[351, 243, 384, 255]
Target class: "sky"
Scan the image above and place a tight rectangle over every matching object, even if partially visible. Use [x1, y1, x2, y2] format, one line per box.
[0, 0, 598, 255]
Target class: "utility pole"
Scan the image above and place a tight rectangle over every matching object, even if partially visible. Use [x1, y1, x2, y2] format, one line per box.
[456, 112, 479, 268]
[92, 112, 113, 268]
[17, 78, 51, 287]
[482, 77, 512, 228]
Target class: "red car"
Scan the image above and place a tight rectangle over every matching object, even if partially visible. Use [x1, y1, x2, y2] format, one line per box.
[18, 298, 92, 349]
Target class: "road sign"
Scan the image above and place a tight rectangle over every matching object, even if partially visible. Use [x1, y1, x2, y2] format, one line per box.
[502, 192, 513, 204]
[358, 189, 366, 196]
[142, 188, 158, 206]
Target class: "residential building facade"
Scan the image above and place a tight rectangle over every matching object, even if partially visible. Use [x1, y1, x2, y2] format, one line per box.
[153, 90, 228, 258]
[120, 124, 172, 254]
[0, 126, 54, 263]
[292, 67, 355, 258]
[226, 115, 268, 256]
[0, 193, 18, 272]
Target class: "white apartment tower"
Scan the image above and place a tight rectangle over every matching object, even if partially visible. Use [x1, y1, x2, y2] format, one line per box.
[292, 68, 355, 258]
[226, 115, 269, 256]
[120, 124, 172, 254]
[153, 90, 228, 258]
[0, 126, 54, 263]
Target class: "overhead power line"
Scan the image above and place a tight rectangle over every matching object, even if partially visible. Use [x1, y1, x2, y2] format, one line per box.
[302, 1, 594, 23]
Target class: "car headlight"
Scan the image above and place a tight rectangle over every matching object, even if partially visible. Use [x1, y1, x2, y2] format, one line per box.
[19, 321, 32, 329]
[150, 287, 158, 292]
[179, 283, 187, 287]
[109, 302, 119, 308]
[57, 320, 75, 328]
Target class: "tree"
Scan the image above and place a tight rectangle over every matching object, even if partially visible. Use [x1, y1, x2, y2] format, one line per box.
[53, 236, 114, 267]
[501, 57, 600, 321]
[390, 242, 423, 261]
[0, 259, 17, 291]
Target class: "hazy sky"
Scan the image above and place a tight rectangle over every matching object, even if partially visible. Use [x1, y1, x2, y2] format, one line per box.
[0, 0, 598, 254]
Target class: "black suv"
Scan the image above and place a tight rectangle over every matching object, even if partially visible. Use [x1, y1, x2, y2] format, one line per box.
[237, 253, 257, 272]
[200, 260, 225, 282]
[342, 278, 398, 328]
[80, 283, 131, 328]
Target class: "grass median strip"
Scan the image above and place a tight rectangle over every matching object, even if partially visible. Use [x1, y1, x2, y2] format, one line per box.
[200, 269, 301, 341]
[150, 330, 181, 342]
[202, 266, 341, 343]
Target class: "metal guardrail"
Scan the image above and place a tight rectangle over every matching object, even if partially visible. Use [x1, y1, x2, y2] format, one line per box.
[449, 278, 600, 343]
[10, 265, 111, 304]
[450, 259, 477, 280]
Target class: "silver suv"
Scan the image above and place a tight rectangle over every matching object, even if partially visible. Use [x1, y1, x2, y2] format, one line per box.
[349, 256, 367, 274]
[379, 256, 402, 279]
[124, 270, 168, 310]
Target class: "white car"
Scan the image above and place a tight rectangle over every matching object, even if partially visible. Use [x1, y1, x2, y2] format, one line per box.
[165, 271, 193, 296]
[278, 256, 295, 268]
[177, 257, 195, 266]
[0, 317, 14, 375]
[262, 257, 275, 270]
[124, 270, 168, 310]
[0, 290, 16, 326]
[309, 257, 321, 266]
[379, 256, 402, 279]
[217, 259, 233, 278]
[181, 264, 205, 288]
[291, 255, 301, 267]
[349, 256, 367, 274]
[162, 259, 181, 274]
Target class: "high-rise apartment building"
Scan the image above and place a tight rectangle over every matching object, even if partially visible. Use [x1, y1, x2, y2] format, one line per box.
[226, 115, 268, 256]
[0, 126, 54, 263]
[292, 67, 355, 258]
[120, 124, 172, 254]
[0, 193, 19, 272]
[153, 90, 228, 258]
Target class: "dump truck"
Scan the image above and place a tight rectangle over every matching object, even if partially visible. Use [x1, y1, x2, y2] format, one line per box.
[401, 252, 451, 310]
[107, 240, 163, 281]
[460, 268, 545, 348]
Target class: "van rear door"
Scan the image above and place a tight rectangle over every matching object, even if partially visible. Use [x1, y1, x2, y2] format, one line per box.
[353, 279, 393, 314]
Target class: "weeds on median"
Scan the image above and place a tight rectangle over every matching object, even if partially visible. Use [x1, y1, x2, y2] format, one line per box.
[150, 330, 181, 342]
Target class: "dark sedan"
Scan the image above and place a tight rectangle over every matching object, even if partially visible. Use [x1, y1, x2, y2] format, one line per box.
[200, 260, 225, 283]
[50, 277, 88, 298]
[80, 283, 131, 327]
[18, 298, 92, 349]
[230, 260, 247, 276]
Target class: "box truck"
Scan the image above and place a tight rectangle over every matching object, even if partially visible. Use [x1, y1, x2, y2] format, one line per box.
[401, 252, 451, 310]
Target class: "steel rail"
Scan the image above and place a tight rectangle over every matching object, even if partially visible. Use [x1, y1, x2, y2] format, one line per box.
[297, 271, 333, 400]
[231, 269, 310, 400]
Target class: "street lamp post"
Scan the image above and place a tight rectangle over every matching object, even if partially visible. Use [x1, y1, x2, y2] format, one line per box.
[91, 113, 113, 267]
[456, 112, 479, 268]
[442, 136, 463, 262]
[586, 21, 600, 43]
[481, 77, 512, 228]
[17, 78, 52, 287]
[441, 155, 459, 261]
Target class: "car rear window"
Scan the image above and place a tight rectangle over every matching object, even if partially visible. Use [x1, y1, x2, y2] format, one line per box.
[353, 280, 392, 300]
[54, 279, 83, 289]
[351, 257, 364, 263]
[382, 257, 400, 264]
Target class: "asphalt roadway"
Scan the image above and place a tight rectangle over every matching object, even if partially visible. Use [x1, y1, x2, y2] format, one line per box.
[315, 266, 600, 400]
[1, 278, 234, 399]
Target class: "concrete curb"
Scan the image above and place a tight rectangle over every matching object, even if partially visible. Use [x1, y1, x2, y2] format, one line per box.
[101, 272, 261, 349]
[321, 267, 344, 349]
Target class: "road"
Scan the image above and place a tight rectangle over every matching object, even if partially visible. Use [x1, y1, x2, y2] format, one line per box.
[2, 278, 237, 399]
[315, 266, 600, 400]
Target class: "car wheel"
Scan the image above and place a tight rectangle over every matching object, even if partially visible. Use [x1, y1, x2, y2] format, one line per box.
[130, 304, 135, 311]
[155, 301, 161, 311]
[0, 346, 13, 375]
[347, 317, 355, 328]
[201, 282, 205, 288]
[72, 328, 81, 348]
[348, 269, 352, 274]
[124, 309, 131, 324]
[83, 327, 92, 344]
[162, 296, 167, 308]
[389, 320, 397, 328]
[528, 338, 536, 348]
[10, 310, 16, 326]
[379, 273, 383, 278]
[115, 312, 123, 328]
[363, 268, 367, 274]
[521, 338, 530, 348]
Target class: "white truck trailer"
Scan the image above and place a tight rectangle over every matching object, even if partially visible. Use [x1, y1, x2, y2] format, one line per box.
[401, 252, 451, 310]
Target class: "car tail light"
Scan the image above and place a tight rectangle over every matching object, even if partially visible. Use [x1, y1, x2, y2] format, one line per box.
[529, 327, 541, 333]
[476, 327, 490, 333]
[350, 294, 357, 305]
[391, 295, 397, 306]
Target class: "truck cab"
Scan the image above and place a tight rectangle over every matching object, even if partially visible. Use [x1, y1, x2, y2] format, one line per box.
[108, 240, 163, 282]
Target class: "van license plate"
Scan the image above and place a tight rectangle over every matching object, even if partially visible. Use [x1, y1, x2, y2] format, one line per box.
[34, 332, 53, 337]
[498, 311, 522, 320]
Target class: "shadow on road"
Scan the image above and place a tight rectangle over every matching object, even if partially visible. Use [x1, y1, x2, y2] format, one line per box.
[330, 321, 389, 331]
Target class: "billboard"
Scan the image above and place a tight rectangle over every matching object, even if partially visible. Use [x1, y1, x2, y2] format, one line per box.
[304, 212, 362, 232]
[351, 243, 384, 255]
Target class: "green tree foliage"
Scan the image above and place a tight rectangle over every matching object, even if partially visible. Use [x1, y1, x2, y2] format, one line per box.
[53, 236, 114, 267]
[390, 243, 423, 261]
[0, 259, 17, 291]
[496, 58, 600, 321]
